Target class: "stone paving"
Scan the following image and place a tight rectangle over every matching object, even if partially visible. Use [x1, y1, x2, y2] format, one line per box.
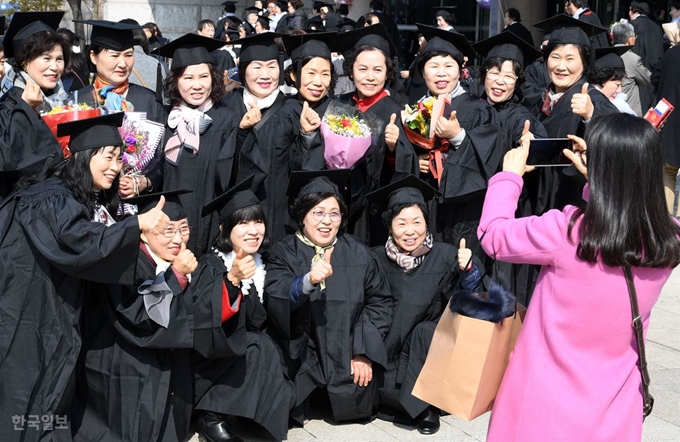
[191, 267, 680, 442]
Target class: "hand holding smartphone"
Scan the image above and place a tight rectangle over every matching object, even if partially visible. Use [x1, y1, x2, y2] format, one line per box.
[527, 138, 573, 167]
[644, 98, 674, 129]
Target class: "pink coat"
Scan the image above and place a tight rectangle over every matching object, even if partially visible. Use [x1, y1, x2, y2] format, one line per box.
[479, 172, 673, 442]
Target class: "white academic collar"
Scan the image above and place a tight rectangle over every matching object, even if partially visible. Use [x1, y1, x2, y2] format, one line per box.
[144, 243, 192, 282]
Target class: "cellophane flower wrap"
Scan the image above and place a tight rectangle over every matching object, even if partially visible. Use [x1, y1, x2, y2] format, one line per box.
[41, 93, 102, 158]
[119, 112, 165, 175]
[401, 95, 452, 149]
[320, 102, 381, 170]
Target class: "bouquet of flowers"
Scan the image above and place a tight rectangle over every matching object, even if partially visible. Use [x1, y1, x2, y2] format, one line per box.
[320, 103, 382, 170]
[41, 94, 102, 158]
[401, 95, 452, 149]
[119, 112, 165, 176]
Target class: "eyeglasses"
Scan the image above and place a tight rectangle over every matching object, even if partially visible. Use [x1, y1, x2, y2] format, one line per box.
[486, 70, 518, 85]
[162, 225, 191, 238]
[311, 210, 342, 222]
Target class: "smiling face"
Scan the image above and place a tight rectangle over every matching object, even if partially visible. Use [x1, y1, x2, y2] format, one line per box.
[230, 219, 266, 254]
[177, 63, 213, 107]
[245, 59, 280, 98]
[484, 60, 518, 104]
[302, 196, 342, 247]
[90, 47, 134, 86]
[352, 49, 387, 98]
[390, 205, 427, 252]
[23, 45, 65, 90]
[546, 44, 585, 93]
[294, 57, 332, 103]
[90, 146, 123, 190]
[423, 54, 460, 96]
[141, 219, 190, 263]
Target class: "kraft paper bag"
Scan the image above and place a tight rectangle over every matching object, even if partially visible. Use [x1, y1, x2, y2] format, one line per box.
[411, 301, 526, 421]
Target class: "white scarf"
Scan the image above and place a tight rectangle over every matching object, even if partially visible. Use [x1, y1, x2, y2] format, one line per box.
[215, 249, 266, 303]
[13, 70, 69, 112]
[93, 205, 116, 226]
[243, 87, 280, 112]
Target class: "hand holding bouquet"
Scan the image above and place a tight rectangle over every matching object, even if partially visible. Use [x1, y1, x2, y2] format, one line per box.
[320, 103, 381, 170]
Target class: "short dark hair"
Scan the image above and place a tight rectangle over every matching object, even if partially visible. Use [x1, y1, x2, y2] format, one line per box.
[198, 19, 216, 32]
[238, 59, 282, 91]
[506, 7, 521, 22]
[568, 114, 680, 268]
[142, 22, 156, 32]
[285, 55, 338, 91]
[586, 66, 625, 86]
[14, 30, 71, 75]
[164, 62, 225, 106]
[672, 1, 680, 10]
[288, 0, 304, 10]
[343, 45, 397, 85]
[214, 204, 270, 253]
[435, 10, 455, 25]
[381, 202, 429, 229]
[224, 3, 236, 13]
[478, 56, 525, 103]
[418, 50, 462, 75]
[543, 41, 590, 72]
[289, 192, 348, 231]
[568, 0, 589, 8]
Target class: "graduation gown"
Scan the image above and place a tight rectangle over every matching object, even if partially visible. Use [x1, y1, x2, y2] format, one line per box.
[265, 233, 393, 424]
[503, 22, 534, 47]
[190, 253, 295, 441]
[653, 45, 680, 167]
[0, 178, 139, 442]
[73, 247, 195, 442]
[162, 104, 239, 257]
[631, 14, 665, 72]
[577, 9, 609, 49]
[0, 87, 64, 199]
[522, 59, 551, 109]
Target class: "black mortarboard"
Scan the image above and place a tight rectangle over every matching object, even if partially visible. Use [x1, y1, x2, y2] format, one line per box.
[417, 23, 476, 65]
[201, 175, 260, 222]
[228, 32, 282, 62]
[4, 11, 64, 58]
[256, 15, 270, 30]
[473, 31, 542, 68]
[287, 169, 350, 199]
[630, 1, 650, 14]
[283, 32, 341, 62]
[126, 189, 192, 221]
[154, 33, 225, 70]
[533, 14, 607, 48]
[314, 1, 332, 10]
[340, 23, 397, 58]
[370, 0, 385, 9]
[594, 45, 631, 70]
[225, 15, 244, 28]
[366, 175, 438, 210]
[57, 112, 124, 153]
[74, 19, 141, 51]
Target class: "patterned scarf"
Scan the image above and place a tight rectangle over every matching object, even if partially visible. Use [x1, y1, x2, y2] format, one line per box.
[94, 76, 134, 112]
[295, 230, 337, 290]
[541, 88, 565, 116]
[385, 232, 434, 272]
[164, 99, 214, 165]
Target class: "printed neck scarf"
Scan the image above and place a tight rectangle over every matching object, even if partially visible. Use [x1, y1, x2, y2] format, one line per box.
[215, 249, 266, 303]
[542, 87, 565, 116]
[94, 76, 134, 112]
[385, 232, 434, 272]
[164, 99, 214, 165]
[295, 230, 337, 290]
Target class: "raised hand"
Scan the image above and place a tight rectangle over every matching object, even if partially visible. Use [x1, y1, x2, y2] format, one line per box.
[502, 136, 535, 177]
[564, 134, 588, 179]
[384, 113, 399, 152]
[300, 101, 321, 133]
[571, 83, 594, 121]
[434, 110, 462, 140]
[309, 247, 333, 286]
[138, 196, 170, 236]
[21, 79, 43, 110]
[518, 119, 535, 146]
[228, 249, 257, 285]
[457, 238, 472, 271]
[351, 354, 373, 387]
[172, 242, 198, 275]
[239, 100, 262, 129]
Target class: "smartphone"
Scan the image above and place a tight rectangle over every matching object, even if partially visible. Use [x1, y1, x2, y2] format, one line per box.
[527, 138, 573, 167]
[644, 98, 674, 129]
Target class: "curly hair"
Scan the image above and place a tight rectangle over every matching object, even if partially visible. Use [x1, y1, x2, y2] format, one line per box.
[289, 192, 348, 231]
[213, 204, 271, 253]
[164, 62, 225, 106]
[14, 30, 71, 77]
[342, 45, 397, 85]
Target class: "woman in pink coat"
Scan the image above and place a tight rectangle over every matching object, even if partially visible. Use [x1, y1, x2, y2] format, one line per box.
[479, 113, 680, 442]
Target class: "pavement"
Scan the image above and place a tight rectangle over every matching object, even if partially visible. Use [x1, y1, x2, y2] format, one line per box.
[190, 267, 680, 442]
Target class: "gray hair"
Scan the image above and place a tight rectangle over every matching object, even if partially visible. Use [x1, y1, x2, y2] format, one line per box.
[612, 22, 635, 45]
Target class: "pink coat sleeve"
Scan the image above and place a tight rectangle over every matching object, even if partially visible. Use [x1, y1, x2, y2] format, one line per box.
[477, 172, 575, 266]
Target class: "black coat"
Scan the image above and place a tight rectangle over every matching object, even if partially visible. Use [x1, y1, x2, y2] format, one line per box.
[522, 59, 551, 109]
[631, 14, 665, 72]
[503, 22, 534, 47]
[577, 9, 610, 49]
[0, 178, 139, 442]
[652, 45, 680, 167]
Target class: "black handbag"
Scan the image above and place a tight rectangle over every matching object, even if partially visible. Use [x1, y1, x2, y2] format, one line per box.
[623, 266, 655, 419]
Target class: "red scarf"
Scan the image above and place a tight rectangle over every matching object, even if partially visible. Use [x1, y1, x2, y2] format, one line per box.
[352, 89, 389, 113]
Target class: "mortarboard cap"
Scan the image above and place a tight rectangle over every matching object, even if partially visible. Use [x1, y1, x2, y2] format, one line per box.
[283, 32, 341, 62]
[533, 14, 607, 48]
[243, 6, 263, 17]
[594, 45, 631, 70]
[630, 1, 650, 14]
[74, 19, 141, 51]
[366, 175, 438, 211]
[417, 23, 476, 65]
[201, 175, 260, 222]
[340, 23, 397, 58]
[473, 30, 542, 68]
[57, 112, 124, 153]
[4, 11, 64, 58]
[126, 189, 192, 221]
[287, 169, 350, 200]
[155, 33, 225, 70]
[228, 32, 282, 62]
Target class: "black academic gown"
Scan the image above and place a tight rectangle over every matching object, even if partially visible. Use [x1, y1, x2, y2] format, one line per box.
[521, 59, 551, 109]
[73, 246, 195, 442]
[405, 55, 428, 106]
[631, 14, 665, 72]
[503, 22, 534, 47]
[162, 104, 239, 257]
[652, 45, 680, 168]
[0, 87, 64, 199]
[577, 9, 609, 49]
[303, 92, 419, 245]
[265, 233, 393, 425]
[0, 178, 139, 442]
[190, 253, 295, 441]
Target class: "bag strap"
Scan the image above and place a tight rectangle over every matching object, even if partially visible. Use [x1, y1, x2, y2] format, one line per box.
[131, 66, 148, 89]
[623, 266, 652, 397]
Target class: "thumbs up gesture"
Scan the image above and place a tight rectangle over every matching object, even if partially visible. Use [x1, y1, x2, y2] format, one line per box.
[138, 196, 170, 236]
[239, 100, 262, 129]
[300, 101, 321, 133]
[571, 82, 594, 121]
[227, 249, 257, 285]
[434, 110, 462, 140]
[21, 78, 43, 110]
[384, 113, 399, 152]
[309, 247, 333, 285]
[457, 238, 473, 271]
[172, 242, 198, 275]
[518, 119, 535, 147]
